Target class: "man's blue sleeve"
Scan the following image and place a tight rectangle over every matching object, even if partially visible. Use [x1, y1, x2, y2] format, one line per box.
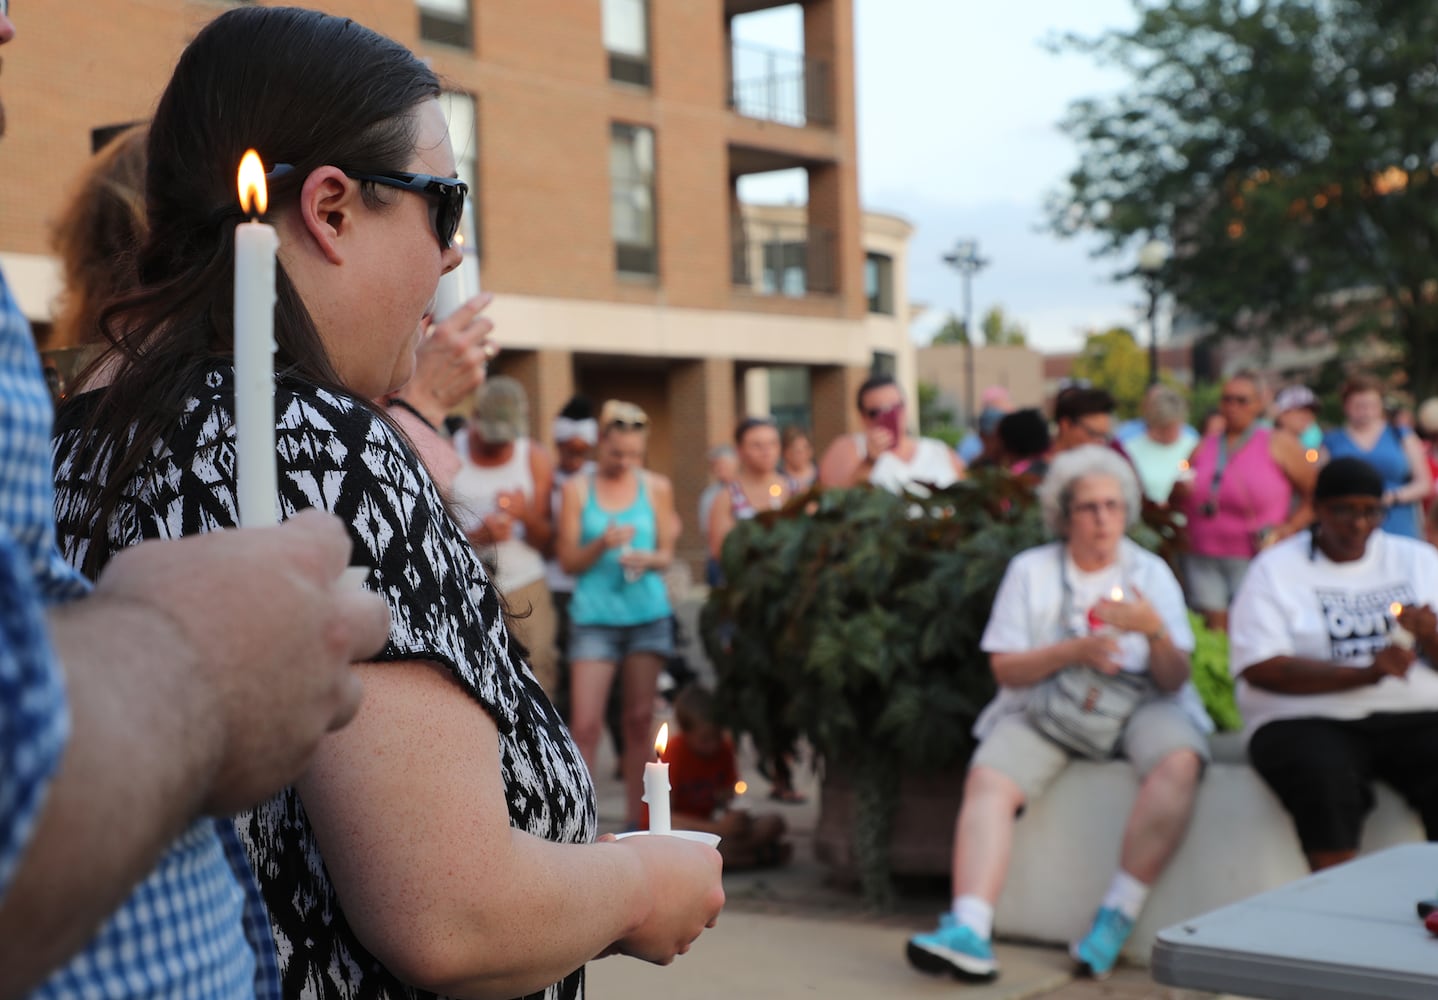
[0, 528, 69, 903]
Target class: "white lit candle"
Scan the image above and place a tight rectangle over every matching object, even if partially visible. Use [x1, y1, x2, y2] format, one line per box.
[234, 150, 279, 527]
[643, 723, 671, 834]
[1390, 602, 1416, 650]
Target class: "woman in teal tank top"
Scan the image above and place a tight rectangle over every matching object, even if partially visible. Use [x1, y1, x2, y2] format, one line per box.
[557, 400, 679, 828]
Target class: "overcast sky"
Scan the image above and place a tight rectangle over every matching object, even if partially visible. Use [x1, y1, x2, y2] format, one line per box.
[734, 0, 1147, 353]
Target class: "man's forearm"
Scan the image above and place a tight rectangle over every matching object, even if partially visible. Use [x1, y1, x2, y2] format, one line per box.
[0, 598, 218, 998]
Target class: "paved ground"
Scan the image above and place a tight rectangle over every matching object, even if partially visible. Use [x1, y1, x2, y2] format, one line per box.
[584, 714, 1244, 1000]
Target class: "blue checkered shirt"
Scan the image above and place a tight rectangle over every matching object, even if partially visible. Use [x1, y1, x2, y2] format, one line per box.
[0, 271, 280, 999]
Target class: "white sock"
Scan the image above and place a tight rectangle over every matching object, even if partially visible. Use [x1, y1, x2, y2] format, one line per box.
[951, 895, 994, 939]
[1100, 870, 1149, 921]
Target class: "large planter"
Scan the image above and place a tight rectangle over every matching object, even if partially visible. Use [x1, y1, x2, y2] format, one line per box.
[813, 762, 966, 882]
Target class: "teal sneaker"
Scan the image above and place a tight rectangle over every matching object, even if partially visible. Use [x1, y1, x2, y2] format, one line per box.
[1071, 905, 1135, 978]
[906, 913, 999, 981]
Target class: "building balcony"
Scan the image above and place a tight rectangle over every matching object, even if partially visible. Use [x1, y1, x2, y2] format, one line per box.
[732, 218, 837, 297]
[729, 40, 833, 128]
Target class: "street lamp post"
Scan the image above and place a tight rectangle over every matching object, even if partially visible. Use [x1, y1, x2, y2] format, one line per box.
[942, 239, 989, 429]
[1137, 239, 1170, 386]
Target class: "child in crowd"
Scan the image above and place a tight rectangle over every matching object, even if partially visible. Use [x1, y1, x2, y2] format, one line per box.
[666, 685, 792, 869]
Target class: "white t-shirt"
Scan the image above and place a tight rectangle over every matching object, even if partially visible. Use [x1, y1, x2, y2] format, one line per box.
[450, 433, 547, 593]
[850, 433, 959, 495]
[1124, 427, 1199, 503]
[1229, 529, 1438, 741]
[974, 539, 1210, 739]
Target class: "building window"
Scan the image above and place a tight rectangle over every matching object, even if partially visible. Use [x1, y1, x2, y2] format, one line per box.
[761, 241, 807, 297]
[441, 91, 480, 256]
[610, 123, 657, 277]
[603, 0, 651, 87]
[871, 351, 897, 376]
[418, 0, 472, 49]
[865, 252, 894, 314]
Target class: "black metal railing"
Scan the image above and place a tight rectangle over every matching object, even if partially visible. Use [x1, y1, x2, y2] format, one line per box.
[732, 221, 837, 296]
[729, 41, 833, 128]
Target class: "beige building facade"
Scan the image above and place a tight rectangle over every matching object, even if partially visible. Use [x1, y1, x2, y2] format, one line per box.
[1, 0, 914, 571]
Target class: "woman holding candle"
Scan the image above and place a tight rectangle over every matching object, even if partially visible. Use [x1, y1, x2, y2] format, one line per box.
[556, 399, 680, 830]
[707, 416, 805, 802]
[1229, 456, 1438, 873]
[1321, 374, 1432, 539]
[707, 416, 790, 562]
[50, 8, 721, 999]
[907, 446, 1209, 982]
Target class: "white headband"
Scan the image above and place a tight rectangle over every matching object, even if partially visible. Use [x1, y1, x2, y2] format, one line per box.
[553, 416, 598, 445]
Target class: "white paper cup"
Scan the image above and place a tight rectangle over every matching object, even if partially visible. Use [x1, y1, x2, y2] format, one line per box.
[614, 829, 721, 848]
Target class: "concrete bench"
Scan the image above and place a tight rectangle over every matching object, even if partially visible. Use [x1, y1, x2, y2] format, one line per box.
[814, 733, 1425, 963]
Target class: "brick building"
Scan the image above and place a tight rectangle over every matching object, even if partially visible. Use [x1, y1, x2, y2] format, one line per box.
[0, 0, 913, 572]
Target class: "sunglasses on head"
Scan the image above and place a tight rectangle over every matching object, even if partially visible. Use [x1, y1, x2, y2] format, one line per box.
[265, 164, 468, 249]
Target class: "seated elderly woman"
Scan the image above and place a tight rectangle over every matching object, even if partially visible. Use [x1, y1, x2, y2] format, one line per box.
[906, 445, 1211, 983]
[1230, 456, 1438, 872]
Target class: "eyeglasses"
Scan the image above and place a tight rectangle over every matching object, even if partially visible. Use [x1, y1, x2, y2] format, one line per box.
[1323, 501, 1387, 523]
[1070, 498, 1125, 520]
[1220, 394, 1255, 405]
[606, 418, 648, 431]
[344, 170, 468, 249]
[266, 164, 469, 249]
[1075, 420, 1112, 443]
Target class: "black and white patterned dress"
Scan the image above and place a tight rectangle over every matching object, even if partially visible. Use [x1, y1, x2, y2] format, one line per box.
[52, 365, 597, 1000]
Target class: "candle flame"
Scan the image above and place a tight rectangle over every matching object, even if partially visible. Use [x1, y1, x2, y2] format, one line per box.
[1177, 460, 1189, 472]
[654, 722, 668, 757]
[237, 150, 268, 217]
[734, 780, 748, 796]
[1305, 449, 1319, 463]
[1110, 587, 1124, 601]
[769, 483, 783, 498]
[1391, 602, 1404, 618]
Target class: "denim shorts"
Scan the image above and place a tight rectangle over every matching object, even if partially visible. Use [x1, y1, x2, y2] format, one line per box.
[569, 617, 674, 664]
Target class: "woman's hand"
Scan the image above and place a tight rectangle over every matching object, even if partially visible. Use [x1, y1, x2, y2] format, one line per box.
[1063, 635, 1122, 675]
[1090, 585, 1165, 639]
[1399, 603, 1438, 646]
[609, 836, 725, 965]
[1369, 644, 1418, 682]
[602, 522, 636, 551]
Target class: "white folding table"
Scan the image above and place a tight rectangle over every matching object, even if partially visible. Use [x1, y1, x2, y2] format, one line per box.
[1152, 843, 1438, 999]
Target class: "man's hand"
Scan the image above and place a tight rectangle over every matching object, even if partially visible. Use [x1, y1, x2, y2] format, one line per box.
[93, 509, 389, 814]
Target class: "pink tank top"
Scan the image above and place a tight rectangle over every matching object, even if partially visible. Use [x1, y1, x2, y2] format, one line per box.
[1185, 427, 1291, 558]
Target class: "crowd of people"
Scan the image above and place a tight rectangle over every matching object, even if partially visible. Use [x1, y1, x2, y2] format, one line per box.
[7, 5, 1438, 998]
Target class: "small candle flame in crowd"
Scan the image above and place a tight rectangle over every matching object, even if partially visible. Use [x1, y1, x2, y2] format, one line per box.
[1110, 587, 1125, 602]
[1177, 460, 1189, 473]
[1305, 449, 1319, 463]
[734, 780, 748, 796]
[1392, 602, 1405, 619]
[237, 149, 268, 217]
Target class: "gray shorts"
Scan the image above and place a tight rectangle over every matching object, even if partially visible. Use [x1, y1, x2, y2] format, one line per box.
[971, 698, 1211, 804]
[1184, 553, 1251, 613]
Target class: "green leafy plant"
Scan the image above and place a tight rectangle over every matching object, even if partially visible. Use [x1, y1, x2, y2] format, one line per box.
[702, 470, 1046, 904]
[1188, 611, 1241, 732]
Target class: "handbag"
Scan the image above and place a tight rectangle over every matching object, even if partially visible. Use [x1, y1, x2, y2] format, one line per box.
[1025, 548, 1153, 759]
[1027, 665, 1151, 759]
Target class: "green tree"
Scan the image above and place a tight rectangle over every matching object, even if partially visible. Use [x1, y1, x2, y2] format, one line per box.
[979, 305, 1028, 346]
[929, 313, 969, 345]
[1049, 0, 1438, 398]
[1071, 326, 1149, 417]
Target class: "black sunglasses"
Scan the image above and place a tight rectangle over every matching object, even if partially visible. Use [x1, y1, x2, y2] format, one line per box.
[266, 164, 468, 248]
[344, 170, 468, 249]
